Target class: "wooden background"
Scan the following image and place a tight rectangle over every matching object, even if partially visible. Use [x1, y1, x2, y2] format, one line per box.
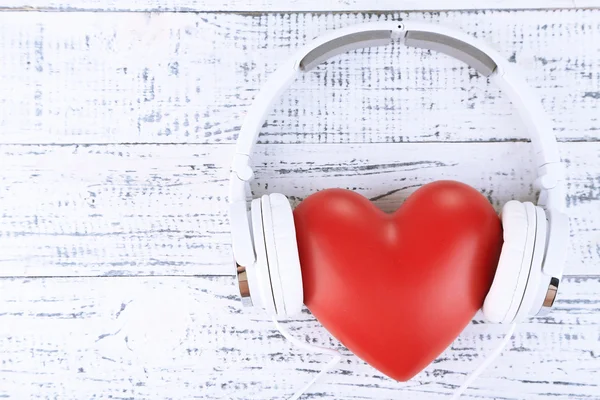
[0, 2, 599, 399]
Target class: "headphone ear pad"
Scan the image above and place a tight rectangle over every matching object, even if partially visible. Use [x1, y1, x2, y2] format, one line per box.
[250, 198, 277, 315]
[483, 201, 536, 323]
[513, 206, 548, 321]
[261, 193, 304, 316]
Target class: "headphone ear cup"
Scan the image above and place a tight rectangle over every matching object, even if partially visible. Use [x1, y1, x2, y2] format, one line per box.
[261, 193, 304, 317]
[250, 198, 277, 315]
[483, 201, 536, 323]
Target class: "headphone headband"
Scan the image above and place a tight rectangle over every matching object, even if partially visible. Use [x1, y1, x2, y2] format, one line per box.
[229, 21, 567, 269]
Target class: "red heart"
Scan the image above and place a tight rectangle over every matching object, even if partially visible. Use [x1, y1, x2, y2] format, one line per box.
[293, 181, 503, 381]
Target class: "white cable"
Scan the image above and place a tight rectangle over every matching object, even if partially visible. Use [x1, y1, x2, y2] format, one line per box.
[273, 318, 514, 399]
[451, 323, 517, 399]
[272, 317, 342, 400]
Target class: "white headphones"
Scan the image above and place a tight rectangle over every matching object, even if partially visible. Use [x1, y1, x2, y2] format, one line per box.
[228, 21, 570, 325]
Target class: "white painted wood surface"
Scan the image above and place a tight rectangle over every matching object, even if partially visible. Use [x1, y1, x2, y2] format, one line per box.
[0, 276, 598, 399]
[0, 11, 599, 145]
[1, 0, 598, 12]
[0, 6, 598, 400]
[0, 143, 599, 277]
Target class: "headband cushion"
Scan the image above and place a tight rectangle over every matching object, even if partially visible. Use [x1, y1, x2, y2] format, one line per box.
[261, 193, 304, 316]
[483, 201, 536, 323]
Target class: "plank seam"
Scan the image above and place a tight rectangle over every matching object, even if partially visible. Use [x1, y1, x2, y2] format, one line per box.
[1, 7, 600, 13]
[0, 274, 595, 279]
[1, 139, 600, 147]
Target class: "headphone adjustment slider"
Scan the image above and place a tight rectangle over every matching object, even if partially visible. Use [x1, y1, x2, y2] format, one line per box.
[232, 153, 254, 181]
[536, 162, 565, 190]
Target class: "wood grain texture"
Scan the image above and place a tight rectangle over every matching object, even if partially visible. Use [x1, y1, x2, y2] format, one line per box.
[0, 0, 597, 12]
[0, 142, 598, 277]
[0, 10, 599, 145]
[0, 6, 597, 400]
[0, 275, 598, 400]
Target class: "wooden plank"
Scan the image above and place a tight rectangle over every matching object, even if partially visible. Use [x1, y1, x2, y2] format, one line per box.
[0, 142, 598, 277]
[0, 10, 598, 145]
[0, 0, 597, 12]
[0, 275, 598, 399]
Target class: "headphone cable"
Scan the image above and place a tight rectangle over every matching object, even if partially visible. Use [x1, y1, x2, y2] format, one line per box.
[450, 322, 518, 399]
[273, 318, 516, 400]
[272, 317, 342, 400]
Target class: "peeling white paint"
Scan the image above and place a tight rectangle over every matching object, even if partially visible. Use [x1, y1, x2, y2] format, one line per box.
[0, 6, 598, 400]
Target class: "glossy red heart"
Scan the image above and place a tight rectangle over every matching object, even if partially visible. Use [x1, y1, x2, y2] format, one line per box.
[293, 181, 503, 381]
